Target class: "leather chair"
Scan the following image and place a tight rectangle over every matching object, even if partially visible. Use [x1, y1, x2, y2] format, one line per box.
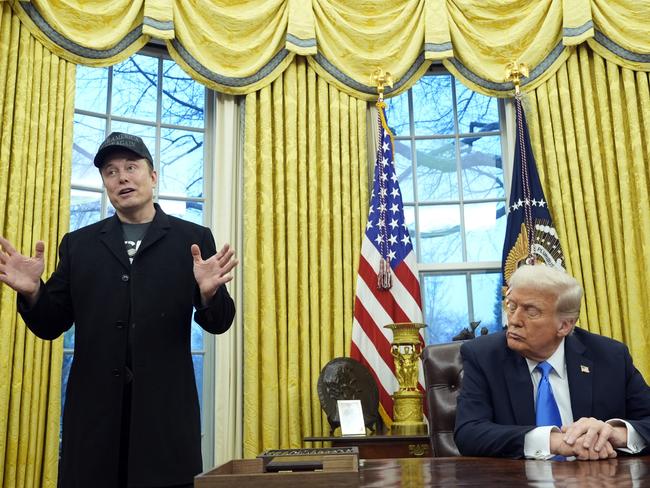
[421, 341, 465, 456]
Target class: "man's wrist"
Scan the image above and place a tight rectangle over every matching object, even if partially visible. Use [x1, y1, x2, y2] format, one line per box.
[605, 423, 629, 449]
[550, 431, 564, 455]
[22, 282, 41, 307]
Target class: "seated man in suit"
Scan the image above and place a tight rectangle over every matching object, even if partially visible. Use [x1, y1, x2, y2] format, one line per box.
[455, 264, 650, 460]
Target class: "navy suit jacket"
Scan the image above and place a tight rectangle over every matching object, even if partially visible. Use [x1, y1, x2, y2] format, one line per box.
[454, 328, 650, 458]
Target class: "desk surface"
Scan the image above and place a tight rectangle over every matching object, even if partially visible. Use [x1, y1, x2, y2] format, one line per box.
[359, 456, 650, 487]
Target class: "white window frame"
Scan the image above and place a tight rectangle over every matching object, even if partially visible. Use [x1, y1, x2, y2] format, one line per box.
[389, 66, 516, 337]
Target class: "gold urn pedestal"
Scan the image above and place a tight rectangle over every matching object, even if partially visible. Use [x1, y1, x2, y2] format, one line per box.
[390, 390, 427, 435]
[384, 322, 428, 436]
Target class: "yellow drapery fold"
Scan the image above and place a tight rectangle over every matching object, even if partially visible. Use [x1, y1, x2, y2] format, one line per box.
[0, 4, 75, 488]
[242, 57, 367, 457]
[524, 45, 650, 378]
[7, 1, 650, 99]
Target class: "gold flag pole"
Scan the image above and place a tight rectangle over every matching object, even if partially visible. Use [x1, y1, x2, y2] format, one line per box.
[505, 61, 529, 97]
[370, 67, 393, 103]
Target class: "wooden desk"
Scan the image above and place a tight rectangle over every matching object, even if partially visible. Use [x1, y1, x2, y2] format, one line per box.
[359, 456, 650, 487]
[304, 434, 431, 459]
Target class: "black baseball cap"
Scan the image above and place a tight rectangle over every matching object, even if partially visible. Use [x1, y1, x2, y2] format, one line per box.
[93, 132, 154, 168]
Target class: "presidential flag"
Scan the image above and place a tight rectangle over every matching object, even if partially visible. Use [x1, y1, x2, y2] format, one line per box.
[351, 101, 424, 426]
[502, 96, 565, 286]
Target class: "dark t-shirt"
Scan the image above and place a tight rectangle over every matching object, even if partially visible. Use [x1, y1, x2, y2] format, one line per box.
[122, 222, 150, 264]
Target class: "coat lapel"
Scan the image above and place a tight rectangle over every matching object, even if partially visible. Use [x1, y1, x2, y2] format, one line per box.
[136, 204, 170, 256]
[504, 350, 536, 425]
[99, 204, 170, 268]
[565, 332, 593, 420]
[99, 216, 130, 270]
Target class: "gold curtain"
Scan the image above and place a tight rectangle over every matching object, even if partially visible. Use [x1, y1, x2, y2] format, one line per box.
[0, 3, 75, 487]
[242, 57, 368, 457]
[525, 45, 650, 378]
[7, 1, 650, 99]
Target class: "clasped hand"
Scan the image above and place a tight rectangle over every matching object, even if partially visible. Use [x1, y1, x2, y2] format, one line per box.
[551, 417, 627, 460]
[191, 243, 239, 306]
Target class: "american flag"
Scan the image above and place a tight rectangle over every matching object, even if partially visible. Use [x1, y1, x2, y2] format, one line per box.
[351, 102, 424, 425]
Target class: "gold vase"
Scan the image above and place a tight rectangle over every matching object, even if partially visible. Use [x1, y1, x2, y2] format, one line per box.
[384, 322, 427, 435]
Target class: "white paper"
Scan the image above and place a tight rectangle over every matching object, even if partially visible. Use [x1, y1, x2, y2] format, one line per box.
[337, 399, 366, 436]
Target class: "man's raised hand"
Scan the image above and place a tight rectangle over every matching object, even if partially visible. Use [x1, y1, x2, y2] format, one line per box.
[0, 236, 45, 304]
[191, 243, 239, 306]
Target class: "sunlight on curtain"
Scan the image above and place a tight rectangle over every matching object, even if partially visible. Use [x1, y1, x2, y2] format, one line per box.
[524, 45, 650, 377]
[242, 57, 368, 457]
[0, 4, 75, 487]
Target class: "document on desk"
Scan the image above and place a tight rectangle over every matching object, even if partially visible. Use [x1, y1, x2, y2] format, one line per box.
[338, 399, 366, 435]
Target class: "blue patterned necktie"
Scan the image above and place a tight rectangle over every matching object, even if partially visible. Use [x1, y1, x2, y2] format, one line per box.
[535, 361, 562, 427]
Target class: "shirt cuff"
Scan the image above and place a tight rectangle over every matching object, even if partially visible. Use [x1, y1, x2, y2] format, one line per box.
[524, 426, 560, 459]
[607, 419, 646, 453]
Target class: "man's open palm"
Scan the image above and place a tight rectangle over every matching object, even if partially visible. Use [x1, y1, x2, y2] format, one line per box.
[191, 243, 238, 306]
[0, 236, 45, 298]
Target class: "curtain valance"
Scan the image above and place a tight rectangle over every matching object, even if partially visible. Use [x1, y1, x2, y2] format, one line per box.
[6, 0, 650, 99]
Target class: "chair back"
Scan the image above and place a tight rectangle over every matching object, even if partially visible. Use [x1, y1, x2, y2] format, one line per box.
[421, 341, 465, 456]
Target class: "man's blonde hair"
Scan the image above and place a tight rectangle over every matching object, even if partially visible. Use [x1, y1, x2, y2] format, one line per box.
[508, 264, 582, 321]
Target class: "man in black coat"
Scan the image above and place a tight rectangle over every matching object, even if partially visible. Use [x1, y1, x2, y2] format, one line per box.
[455, 264, 650, 460]
[0, 132, 238, 487]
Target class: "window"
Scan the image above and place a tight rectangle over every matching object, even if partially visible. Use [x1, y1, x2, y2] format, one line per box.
[385, 69, 508, 344]
[64, 47, 214, 460]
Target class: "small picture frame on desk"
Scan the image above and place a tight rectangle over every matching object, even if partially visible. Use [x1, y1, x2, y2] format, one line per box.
[337, 399, 365, 436]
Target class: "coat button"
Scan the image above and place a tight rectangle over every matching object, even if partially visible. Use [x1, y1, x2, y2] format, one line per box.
[121, 274, 129, 282]
[112, 369, 121, 377]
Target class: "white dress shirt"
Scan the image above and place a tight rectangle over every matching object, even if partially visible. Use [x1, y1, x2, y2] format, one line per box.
[523, 338, 646, 459]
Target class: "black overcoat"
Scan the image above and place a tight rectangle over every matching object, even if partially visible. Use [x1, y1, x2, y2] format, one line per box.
[19, 204, 235, 487]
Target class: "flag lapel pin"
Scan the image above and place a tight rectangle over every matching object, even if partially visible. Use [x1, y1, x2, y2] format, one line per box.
[580, 365, 590, 373]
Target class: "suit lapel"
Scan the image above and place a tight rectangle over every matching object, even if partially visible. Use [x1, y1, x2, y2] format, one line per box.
[565, 332, 593, 420]
[99, 216, 130, 270]
[504, 350, 536, 425]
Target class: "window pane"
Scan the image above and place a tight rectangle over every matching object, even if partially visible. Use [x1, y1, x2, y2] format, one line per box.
[461, 135, 504, 200]
[72, 114, 104, 188]
[413, 75, 455, 136]
[61, 353, 73, 408]
[162, 60, 205, 128]
[422, 274, 468, 344]
[109, 122, 157, 163]
[159, 128, 204, 198]
[192, 354, 204, 414]
[464, 202, 507, 262]
[471, 272, 503, 334]
[75, 65, 108, 113]
[70, 189, 102, 230]
[63, 325, 75, 349]
[418, 205, 462, 263]
[415, 138, 458, 201]
[111, 54, 159, 121]
[393, 140, 414, 202]
[456, 79, 500, 135]
[384, 90, 410, 136]
[158, 199, 203, 225]
[191, 320, 204, 350]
